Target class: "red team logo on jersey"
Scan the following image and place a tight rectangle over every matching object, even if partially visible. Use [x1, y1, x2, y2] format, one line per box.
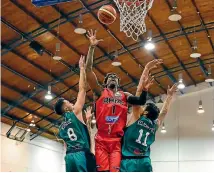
[95, 88, 128, 137]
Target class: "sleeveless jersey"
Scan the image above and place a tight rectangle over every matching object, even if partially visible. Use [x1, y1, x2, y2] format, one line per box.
[122, 116, 158, 157]
[58, 112, 90, 152]
[95, 88, 128, 139]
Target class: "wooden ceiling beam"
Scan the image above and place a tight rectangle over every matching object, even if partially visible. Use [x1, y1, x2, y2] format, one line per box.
[191, 0, 214, 52]
[1, 63, 79, 116]
[1, 17, 92, 103]
[2, 97, 60, 127]
[147, 13, 197, 86]
[2, 0, 106, 56]
[165, 0, 212, 86]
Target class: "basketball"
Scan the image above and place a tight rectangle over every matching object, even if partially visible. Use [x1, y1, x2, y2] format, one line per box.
[97, 5, 117, 25]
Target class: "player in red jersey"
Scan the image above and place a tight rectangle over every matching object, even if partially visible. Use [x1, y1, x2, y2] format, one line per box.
[85, 30, 162, 172]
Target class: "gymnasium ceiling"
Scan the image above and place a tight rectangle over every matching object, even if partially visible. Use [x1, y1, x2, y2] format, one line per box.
[1, 0, 214, 141]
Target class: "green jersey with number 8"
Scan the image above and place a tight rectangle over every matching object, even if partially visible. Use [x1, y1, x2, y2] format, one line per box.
[122, 116, 158, 157]
[59, 112, 90, 152]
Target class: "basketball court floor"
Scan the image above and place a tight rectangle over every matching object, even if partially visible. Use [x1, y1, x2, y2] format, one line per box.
[1, 0, 214, 172]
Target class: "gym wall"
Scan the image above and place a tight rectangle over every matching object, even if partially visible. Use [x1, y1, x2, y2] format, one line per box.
[1, 123, 64, 172]
[151, 86, 214, 172]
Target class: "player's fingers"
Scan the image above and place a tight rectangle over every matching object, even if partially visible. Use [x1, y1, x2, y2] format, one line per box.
[87, 30, 91, 37]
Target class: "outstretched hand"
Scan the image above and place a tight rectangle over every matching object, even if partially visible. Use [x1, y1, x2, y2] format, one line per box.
[137, 74, 154, 91]
[86, 29, 103, 46]
[145, 59, 163, 71]
[84, 106, 93, 120]
[144, 75, 154, 91]
[167, 83, 177, 96]
[79, 55, 85, 69]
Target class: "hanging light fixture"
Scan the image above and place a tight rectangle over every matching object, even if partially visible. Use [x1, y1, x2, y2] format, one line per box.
[144, 30, 155, 50]
[156, 95, 164, 108]
[74, 14, 86, 34]
[168, 0, 182, 21]
[45, 85, 53, 100]
[161, 123, 167, 133]
[53, 43, 62, 60]
[212, 120, 214, 131]
[190, 39, 201, 58]
[197, 100, 205, 114]
[205, 66, 214, 83]
[30, 119, 36, 127]
[177, 73, 185, 89]
[112, 50, 121, 66]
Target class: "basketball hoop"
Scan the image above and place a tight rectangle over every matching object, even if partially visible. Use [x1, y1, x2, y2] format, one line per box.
[113, 0, 154, 41]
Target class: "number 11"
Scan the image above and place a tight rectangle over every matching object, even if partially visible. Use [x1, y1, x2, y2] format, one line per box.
[136, 129, 150, 146]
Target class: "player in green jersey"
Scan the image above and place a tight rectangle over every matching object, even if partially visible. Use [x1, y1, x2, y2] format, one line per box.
[120, 60, 177, 172]
[54, 55, 96, 172]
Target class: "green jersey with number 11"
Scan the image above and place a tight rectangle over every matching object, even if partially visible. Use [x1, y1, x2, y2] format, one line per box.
[58, 112, 90, 152]
[122, 116, 158, 157]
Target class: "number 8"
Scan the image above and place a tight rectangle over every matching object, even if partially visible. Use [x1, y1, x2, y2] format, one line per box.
[67, 128, 77, 141]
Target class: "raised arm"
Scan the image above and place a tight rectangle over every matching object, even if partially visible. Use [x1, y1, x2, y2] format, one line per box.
[126, 75, 154, 125]
[125, 74, 154, 106]
[137, 59, 163, 92]
[73, 55, 87, 115]
[158, 84, 177, 126]
[86, 30, 103, 97]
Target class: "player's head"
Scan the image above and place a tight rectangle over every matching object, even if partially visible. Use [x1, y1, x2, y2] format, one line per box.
[54, 98, 74, 115]
[142, 102, 160, 121]
[103, 73, 120, 89]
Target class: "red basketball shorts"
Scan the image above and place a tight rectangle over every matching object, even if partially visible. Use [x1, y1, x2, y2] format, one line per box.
[95, 136, 121, 172]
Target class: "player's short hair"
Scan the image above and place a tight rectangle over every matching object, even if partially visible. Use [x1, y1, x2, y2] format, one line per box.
[145, 102, 160, 121]
[103, 73, 120, 87]
[54, 98, 65, 115]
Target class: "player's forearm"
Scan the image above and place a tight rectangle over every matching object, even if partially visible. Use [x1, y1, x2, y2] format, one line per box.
[128, 90, 147, 105]
[86, 46, 96, 71]
[137, 67, 150, 92]
[79, 68, 87, 91]
[158, 95, 173, 122]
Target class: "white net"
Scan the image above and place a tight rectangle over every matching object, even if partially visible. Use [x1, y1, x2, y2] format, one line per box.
[113, 0, 154, 41]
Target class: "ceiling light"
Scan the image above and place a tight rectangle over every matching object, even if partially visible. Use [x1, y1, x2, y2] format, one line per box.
[144, 40, 155, 50]
[111, 50, 121, 66]
[212, 121, 214, 131]
[30, 123, 35, 127]
[144, 30, 155, 50]
[190, 39, 201, 58]
[168, 0, 182, 21]
[197, 100, 205, 114]
[168, 11, 182, 21]
[177, 73, 185, 89]
[205, 66, 214, 83]
[53, 43, 62, 60]
[74, 14, 86, 35]
[53, 55, 62, 61]
[161, 123, 167, 133]
[156, 95, 164, 108]
[74, 28, 87, 35]
[112, 60, 121, 66]
[45, 85, 53, 100]
[26, 128, 31, 132]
